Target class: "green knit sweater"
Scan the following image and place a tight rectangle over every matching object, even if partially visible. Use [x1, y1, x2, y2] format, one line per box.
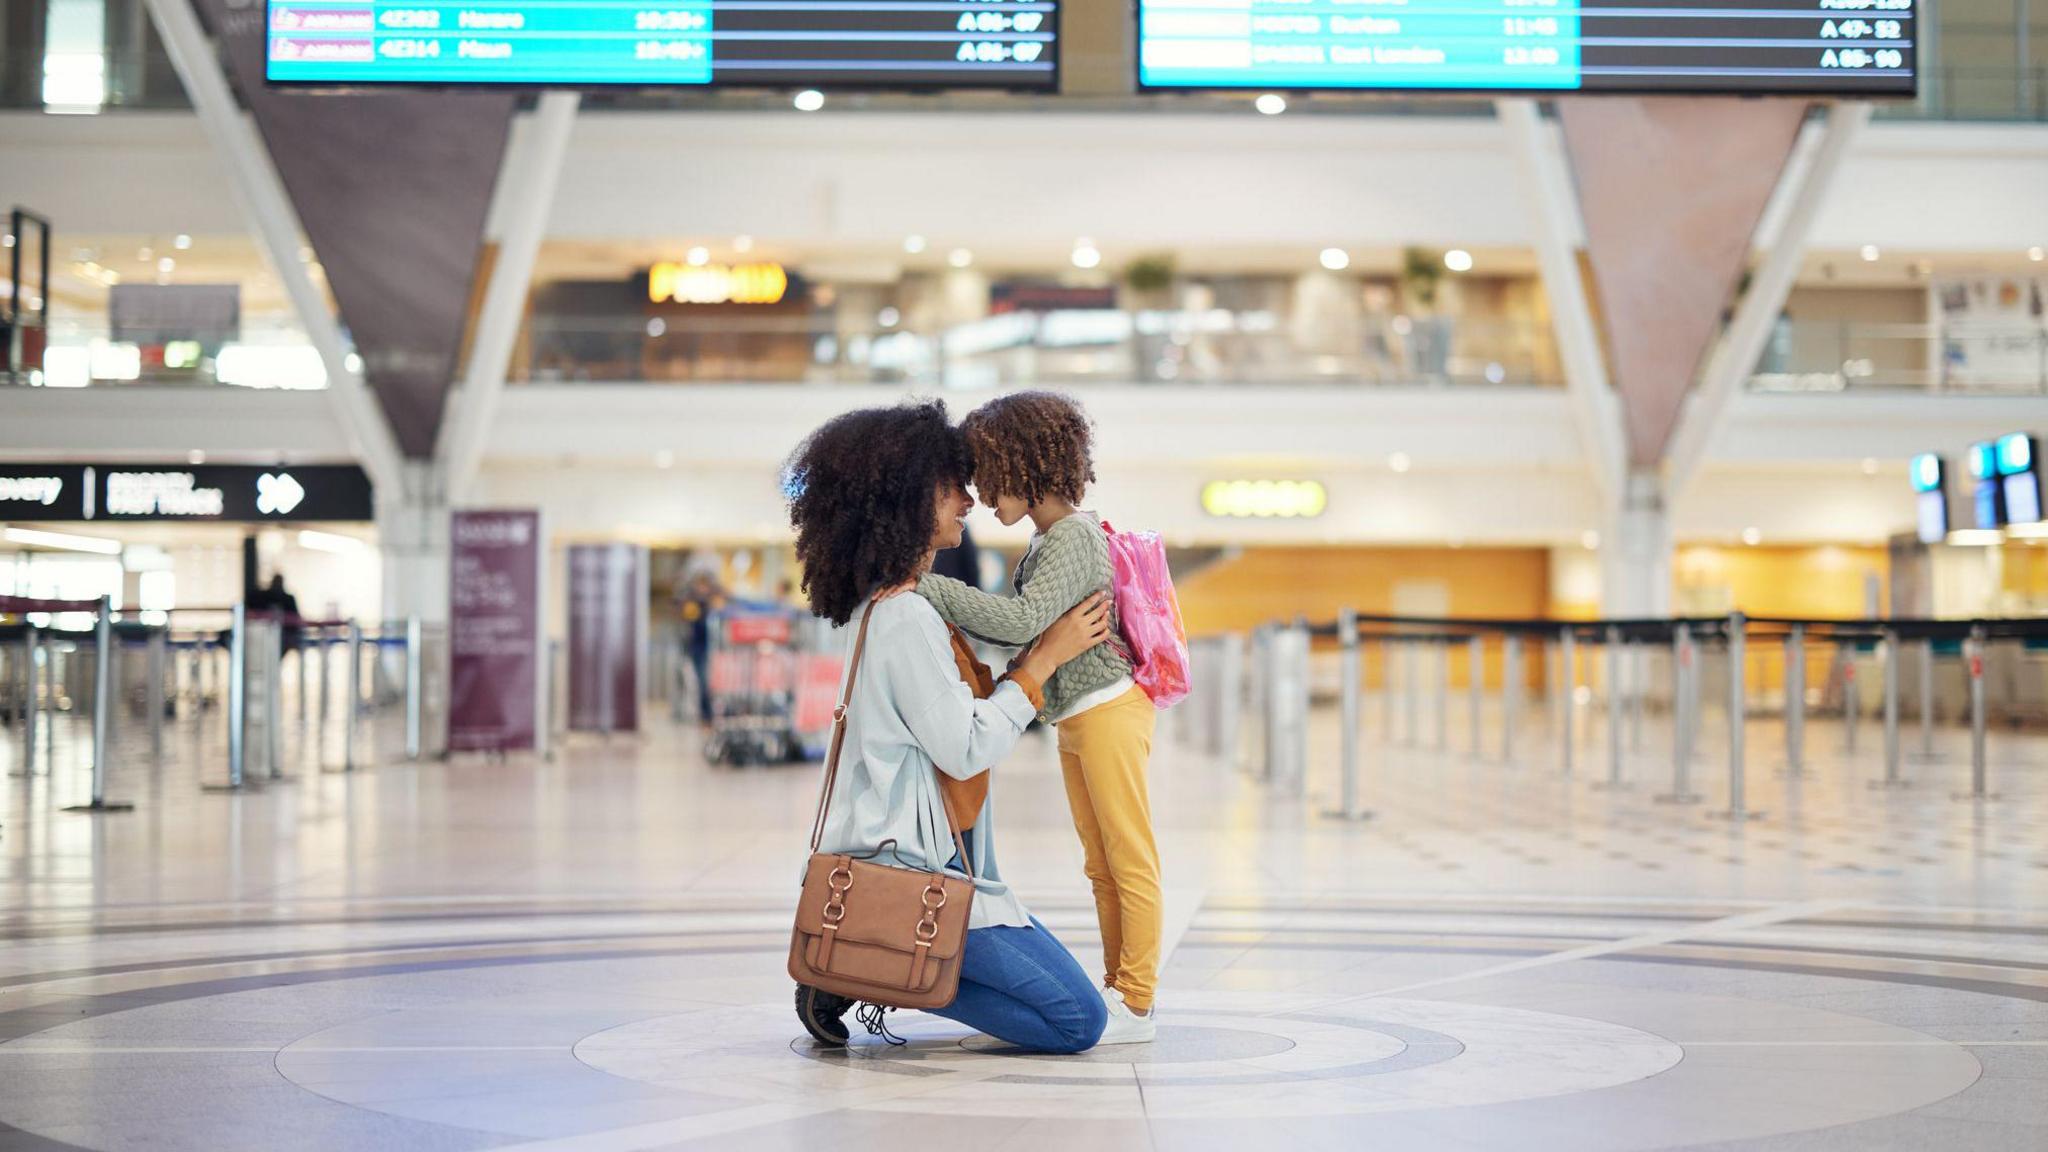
[918, 513, 1132, 722]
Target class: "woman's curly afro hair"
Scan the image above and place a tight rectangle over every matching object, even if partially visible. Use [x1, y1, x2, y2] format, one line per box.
[960, 390, 1095, 509]
[784, 400, 970, 626]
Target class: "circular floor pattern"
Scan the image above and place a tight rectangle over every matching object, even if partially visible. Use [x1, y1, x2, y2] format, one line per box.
[0, 894, 2035, 1152]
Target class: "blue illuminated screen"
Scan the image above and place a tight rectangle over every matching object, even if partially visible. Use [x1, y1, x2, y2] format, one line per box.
[1137, 0, 1917, 95]
[1910, 453, 1942, 493]
[2004, 473, 2042, 525]
[266, 1, 1058, 89]
[1995, 433, 2035, 477]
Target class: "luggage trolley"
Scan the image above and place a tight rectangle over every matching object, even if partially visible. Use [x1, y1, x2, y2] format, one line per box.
[703, 604, 844, 766]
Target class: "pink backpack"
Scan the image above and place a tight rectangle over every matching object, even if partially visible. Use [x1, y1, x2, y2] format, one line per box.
[1100, 520, 1191, 709]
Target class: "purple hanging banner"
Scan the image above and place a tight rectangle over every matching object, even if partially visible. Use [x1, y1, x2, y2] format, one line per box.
[448, 510, 543, 753]
[568, 543, 647, 734]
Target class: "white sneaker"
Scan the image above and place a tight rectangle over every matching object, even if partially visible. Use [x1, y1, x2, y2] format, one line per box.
[1096, 986, 1156, 1045]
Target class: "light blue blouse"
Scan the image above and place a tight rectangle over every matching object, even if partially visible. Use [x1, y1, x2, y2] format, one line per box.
[808, 593, 1037, 929]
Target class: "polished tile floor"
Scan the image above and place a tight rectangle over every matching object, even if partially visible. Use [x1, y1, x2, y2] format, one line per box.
[1, 694, 2044, 1150]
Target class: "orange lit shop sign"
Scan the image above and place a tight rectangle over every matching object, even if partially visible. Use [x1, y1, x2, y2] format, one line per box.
[647, 261, 789, 305]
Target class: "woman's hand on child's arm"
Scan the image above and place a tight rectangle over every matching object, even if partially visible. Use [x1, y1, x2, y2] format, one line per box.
[1017, 593, 1110, 686]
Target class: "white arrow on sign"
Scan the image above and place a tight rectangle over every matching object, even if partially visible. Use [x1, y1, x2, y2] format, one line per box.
[256, 472, 306, 516]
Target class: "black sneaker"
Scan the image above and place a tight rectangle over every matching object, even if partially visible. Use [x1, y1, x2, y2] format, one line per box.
[795, 983, 854, 1046]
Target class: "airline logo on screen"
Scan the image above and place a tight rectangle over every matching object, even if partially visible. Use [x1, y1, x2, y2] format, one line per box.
[1138, 0, 1914, 95]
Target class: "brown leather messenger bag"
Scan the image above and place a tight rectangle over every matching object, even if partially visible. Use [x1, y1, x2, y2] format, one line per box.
[788, 602, 974, 1010]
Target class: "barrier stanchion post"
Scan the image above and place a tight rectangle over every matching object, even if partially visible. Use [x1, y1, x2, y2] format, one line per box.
[1595, 624, 1627, 791]
[14, 627, 39, 778]
[206, 604, 250, 791]
[1468, 633, 1484, 757]
[1954, 626, 1997, 801]
[1434, 638, 1450, 751]
[1501, 633, 1521, 765]
[344, 621, 363, 772]
[405, 615, 422, 761]
[1326, 609, 1372, 820]
[1628, 641, 1646, 753]
[1781, 625, 1807, 778]
[1843, 642, 1860, 754]
[1872, 627, 1908, 790]
[1287, 624, 1311, 794]
[1379, 637, 1395, 743]
[1217, 633, 1243, 772]
[316, 627, 331, 768]
[1657, 623, 1702, 805]
[146, 626, 166, 766]
[266, 619, 285, 781]
[1402, 638, 1419, 747]
[1913, 638, 1939, 763]
[1253, 626, 1274, 780]
[1559, 626, 1576, 775]
[1711, 613, 1761, 820]
[65, 596, 134, 812]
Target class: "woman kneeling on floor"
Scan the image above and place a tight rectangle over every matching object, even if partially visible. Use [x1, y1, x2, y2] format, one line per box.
[787, 399, 1110, 1054]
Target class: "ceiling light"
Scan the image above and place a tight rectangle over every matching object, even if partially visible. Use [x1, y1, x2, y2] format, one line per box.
[137, 246, 153, 262]
[1255, 93, 1287, 116]
[157, 257, 175, 274]
[4, 527, 122, 555]
[793, 89, 825, 112]
[1581, 529, 1601, 550]
[904, 235, 927, 255]
[1860, 244, 1880, 262]
[732, 235, 754, 254]
[646, 317, 666, 338]
[2030, 246, 2045, 262]
[1444, 249, 1474, 272]
[948, 248, 973, 269]
[1741, 527, 1762, 546]
[344, 352, 363, 374]
[1, 234, 12, 249]
[686, 246, 710, 267]
[1071, 242, 1102, 270]
[1387, 451, 1412, 473]
[1861, 457, 1880, 475]
[877, 306, 901, 328]
[297, 530, 365, 554]
[187, 449, 206, 465]
[173, 234, 192, 250]
[1319, 248, 1350, 271]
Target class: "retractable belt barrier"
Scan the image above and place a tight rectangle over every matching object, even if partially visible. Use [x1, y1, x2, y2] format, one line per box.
[1203, 611, 2047, 819]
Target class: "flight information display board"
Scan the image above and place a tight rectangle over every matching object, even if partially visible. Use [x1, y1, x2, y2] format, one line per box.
[265, 1, 1058, 89]
[1138, 0, 1915, 96]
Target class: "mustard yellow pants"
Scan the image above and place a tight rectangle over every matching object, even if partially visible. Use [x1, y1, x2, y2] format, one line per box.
[1055, 685, 1161, 1013]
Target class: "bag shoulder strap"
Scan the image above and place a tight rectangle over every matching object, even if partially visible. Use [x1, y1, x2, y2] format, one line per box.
[806, 599, 975, 879]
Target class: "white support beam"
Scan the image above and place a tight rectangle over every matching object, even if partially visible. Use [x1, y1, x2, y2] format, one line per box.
[437, 92, 581, 505]
[1665, 101, 1872, 497]
[141, 0, 406, 500]
[1496, 98, 1626, 512]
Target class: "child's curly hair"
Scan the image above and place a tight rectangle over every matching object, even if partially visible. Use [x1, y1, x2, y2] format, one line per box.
[960, 391, 1095, 509]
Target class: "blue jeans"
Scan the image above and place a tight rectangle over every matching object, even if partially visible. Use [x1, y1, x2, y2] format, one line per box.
[927, 917, 1107, 1054]
[932, 833, 1106, 1054]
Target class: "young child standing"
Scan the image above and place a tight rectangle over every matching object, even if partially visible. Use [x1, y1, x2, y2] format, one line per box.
[916, 391, 1162, 1044]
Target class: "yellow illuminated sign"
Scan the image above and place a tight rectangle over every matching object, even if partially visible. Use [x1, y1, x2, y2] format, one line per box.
[1202, 479, 1328, 519]
[647, 261, 790, 305]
